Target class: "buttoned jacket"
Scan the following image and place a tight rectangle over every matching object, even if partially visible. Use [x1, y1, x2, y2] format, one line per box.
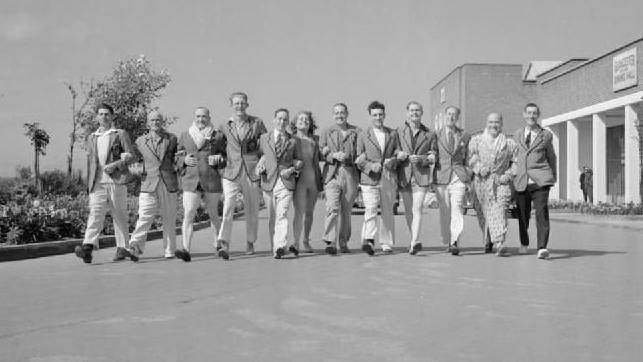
[396, 121, 438, 188]
[135, 131, 179, 193]
[512, 126, 557, 192]
[434, 127, 472, 185]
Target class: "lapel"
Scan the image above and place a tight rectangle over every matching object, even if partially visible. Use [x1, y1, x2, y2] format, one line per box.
[327, 127, 340, 151]
[366, 127, 383, 158]
[227, 119, 242, 145]
[528, 127, 544, 152]
[240, 117, 256, 144]
[401, 123, 414, 153]
[438, 128, 454, 156]
[144, 133, 160, 160]
[158, 135, 168, 161]
[90, 134, 99, 163]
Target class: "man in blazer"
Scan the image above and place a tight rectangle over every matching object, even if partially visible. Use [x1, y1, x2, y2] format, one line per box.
[396, 101, 438, 255]
[218, 92, 268, 255]
[175, 107, 227, 261]
[513, 103, 557, 259]
[318, 103, 361, 255]
[355, 101, 400, 255]
[128, 111, 179, 259]
[255, 108, 302, 259]
[74, 103, 138, 264]
[434, 106, 472, 256]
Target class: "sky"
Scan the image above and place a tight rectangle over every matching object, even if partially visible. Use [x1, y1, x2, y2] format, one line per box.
[1, 0, 642, 177]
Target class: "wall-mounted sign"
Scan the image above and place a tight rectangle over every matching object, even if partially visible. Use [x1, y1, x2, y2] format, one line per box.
[440, 87, 446, 104]
[613, 48, 637, 92]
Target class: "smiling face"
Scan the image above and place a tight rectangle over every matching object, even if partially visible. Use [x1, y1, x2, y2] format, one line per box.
[407, 103, 423, 122]
[296, 112, 311, 134]
[274, 110, 289, 132]
[194, 108, 211, 130]
[333, 104, 348, 126]
[231, 95, 249, 117]
[369, 107, 385, 128]
[486, 113, 503, 136]
[96, 108, 113, 129]
[147, 111, 163, 132]
[523, 105, 540, 127]
[445, 107, 460, 128]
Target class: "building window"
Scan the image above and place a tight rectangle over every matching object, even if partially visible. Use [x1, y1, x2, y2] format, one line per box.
[440, 88, 446, 104]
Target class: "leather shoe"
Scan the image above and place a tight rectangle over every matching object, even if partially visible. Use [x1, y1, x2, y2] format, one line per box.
[274, 247, 285, 259]
[450, 242, 460, 256]
[245, 242, 255, 255]
[324, 245, 337, 255]
[409, 243, 422, 255]
[484, 242, 493, 254]
[122, 247, 139, 262]
[362, 240, 375, 256]
[175, 249, 191, 262]
[288, 245, 299, 257]
[75, 244, 93, 264]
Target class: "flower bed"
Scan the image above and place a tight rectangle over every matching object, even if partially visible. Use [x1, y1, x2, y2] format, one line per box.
[548, 199, 643, 215]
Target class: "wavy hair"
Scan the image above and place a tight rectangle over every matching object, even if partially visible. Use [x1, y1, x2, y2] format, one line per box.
[290, 110, 317, 137]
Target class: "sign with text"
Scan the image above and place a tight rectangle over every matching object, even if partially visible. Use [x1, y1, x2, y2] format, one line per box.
[613, 48, 637, 91]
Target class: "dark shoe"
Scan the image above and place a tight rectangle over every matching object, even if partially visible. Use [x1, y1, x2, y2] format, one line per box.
[75, 244, 93, 264]
[288, 246, 299, 257]
[484, 242, 493, 254]
[410, 243, 422, 255]
[339, 245, 351, 253]
[217, 240, 230, 260]
[175, 249, 191, 262]
[274, 247, 285, 259]
[362, 240, 375, 256]
[113, 247, 127, 262]
[122, 247, 139, 262]
[450, 242, 460, 256]
[324, 244, 337, 255]
[245, 242, 255, 255]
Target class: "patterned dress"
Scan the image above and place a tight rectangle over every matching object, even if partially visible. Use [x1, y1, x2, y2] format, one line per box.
[468, 132, 517, 244]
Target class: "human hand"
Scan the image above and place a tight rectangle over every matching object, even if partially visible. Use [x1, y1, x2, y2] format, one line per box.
[371, 162, 382, 174]
[321, 146, 330, 156]
[383, 158, 396, 170]
[184, 154, 198, 167]
[120, 152, 133, 162]
[333, 151, 346, 162]
[396, 151, 409, 161]
[499, 174, 510, 184]
[293, 160, 303, 171]
[479, 166, 490, 177]
[103, 163, 117, 174]
[280, 167, 294, 178]
[409, 155, 422, 165]
[255, 157, 266, 176]
[426, 154, 436, 164]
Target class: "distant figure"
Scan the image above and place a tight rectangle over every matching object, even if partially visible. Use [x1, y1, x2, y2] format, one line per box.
[580, 166, 593, 203]
[74, 103, 138, 264]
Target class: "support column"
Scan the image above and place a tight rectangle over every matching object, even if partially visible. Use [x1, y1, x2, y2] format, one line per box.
[566, 120, 581, 201]
[624, 105, 641, 203]
[592, 113, 607, 203]
[548, 125, 561, 200]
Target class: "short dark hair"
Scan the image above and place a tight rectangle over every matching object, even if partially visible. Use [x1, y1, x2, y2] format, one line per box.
[367, 101, 385, 114]
[406, 101, 423, 111]
[229, 92, 248, 104]
[445, 105, 460, 115]
[274, 108, 289, 117]
[96, 103, 114, 114]
[524, 102, 540, 112]
[333, 103, 348, 112]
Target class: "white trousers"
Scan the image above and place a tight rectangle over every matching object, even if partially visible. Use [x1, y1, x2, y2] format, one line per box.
[435, 177, 467, 245]
[182, 190, 221, 252]
[400, 183, 430, 247]
[263, 179, 293, 252]
[83, 183, 129, 249]
[129, 182, 178, 256]
[360, 171, 397, 247]
[218, 173, 260, 244]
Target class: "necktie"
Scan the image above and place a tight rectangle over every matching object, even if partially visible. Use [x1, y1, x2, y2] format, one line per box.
[448, 130, 456, 151]
[525, 132, 531, 148]
[275, 134, 284, 155]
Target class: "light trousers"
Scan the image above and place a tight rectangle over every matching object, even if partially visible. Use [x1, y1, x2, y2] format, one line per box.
[83, 182, 129, 249]
[292, 183, 318, 248]
[263, 179, 293, 251]
[323, 166, 358, 246]
[360, 171, 397, 246]
[400, 183, 430, 247]
[218, 173, 260, 244]
[182, 190, 221, 251]
[435, 177, 467, 245]
[129, 181, 178, 256]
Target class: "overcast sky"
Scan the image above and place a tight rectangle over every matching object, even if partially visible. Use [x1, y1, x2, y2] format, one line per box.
[1, 0, 642, 176]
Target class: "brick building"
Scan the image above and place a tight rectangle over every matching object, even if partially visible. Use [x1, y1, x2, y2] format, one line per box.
[429, 37, 643, 204]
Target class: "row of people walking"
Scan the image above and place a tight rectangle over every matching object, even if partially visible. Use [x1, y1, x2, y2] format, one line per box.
[74, 92, 557, 264]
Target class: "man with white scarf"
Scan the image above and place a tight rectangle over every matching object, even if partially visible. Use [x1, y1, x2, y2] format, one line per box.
[175, 107, 227, 261]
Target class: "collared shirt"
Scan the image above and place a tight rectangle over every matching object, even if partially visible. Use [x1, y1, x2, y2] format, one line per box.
[524, 127, 540, 184]
[93, 128, 118, 183]
[373, 127, 386, 152]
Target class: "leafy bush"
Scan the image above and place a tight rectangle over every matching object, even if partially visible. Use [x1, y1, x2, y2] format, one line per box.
[40, 170, 87, 196]
[549, 199, 643, 215]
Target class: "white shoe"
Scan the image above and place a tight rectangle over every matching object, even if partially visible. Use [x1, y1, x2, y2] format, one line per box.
[496, 243, 510, 257]
[164, 252, 175, 259]
[381, 245, 393, 253]
[518, 245, 529, 254]
[537, 249, 550, 259]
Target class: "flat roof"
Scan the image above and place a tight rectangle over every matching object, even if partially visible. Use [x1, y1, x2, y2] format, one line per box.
[430, 63, 522, 90]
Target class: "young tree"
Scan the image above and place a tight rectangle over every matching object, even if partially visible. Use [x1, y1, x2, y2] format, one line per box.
[23, 122, 50, 194]
[75, 55, 175, 143]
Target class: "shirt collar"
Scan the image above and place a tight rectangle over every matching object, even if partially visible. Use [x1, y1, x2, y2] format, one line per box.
[93, 127, 117, 136]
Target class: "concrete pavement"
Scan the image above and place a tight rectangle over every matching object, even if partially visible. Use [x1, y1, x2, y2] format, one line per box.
[1, 205, 641, 362]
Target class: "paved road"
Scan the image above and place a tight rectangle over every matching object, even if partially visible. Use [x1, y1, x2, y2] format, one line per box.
[1, 204, 641, 362]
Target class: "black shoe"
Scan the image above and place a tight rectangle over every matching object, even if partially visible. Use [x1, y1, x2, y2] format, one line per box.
[484, 242, 493, 254]
[324, 245, 337, 255]
[274, 247, 285, 259]
[288, 246, 299, 257]
[121, 247, 139, 262]
[75, 244, 93, 264]
[339, 244, 351, 253]
[450, 243, 460, 256]
[175, 249, 191, 262]
[216, 241, 230, 260]
[410, 243, 423, 255]
[362, 240, 375, 256]
[113, 247, 127, 262]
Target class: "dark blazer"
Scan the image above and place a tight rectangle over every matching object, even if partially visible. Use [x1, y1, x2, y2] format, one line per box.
[219, 116, 268, 182]
[258, 131, 300, 192]
[294, 134, 323, 192]
[135, 131, 179, 193]
[355, 126, 400, 186]
[318, 123, 361, 185]
[396, 121, 438, 188]
[512, 126, 557, 192]
[176, 129, 227, 193]
[435, 127, 472, 185]
[86, 129, 138, 193]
